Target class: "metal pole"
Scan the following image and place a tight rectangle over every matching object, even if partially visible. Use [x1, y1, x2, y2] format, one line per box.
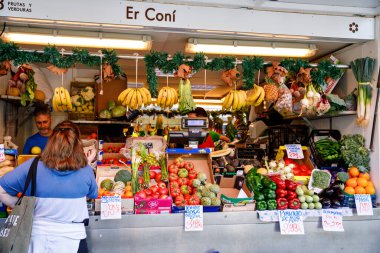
[369, 67, 380, 151]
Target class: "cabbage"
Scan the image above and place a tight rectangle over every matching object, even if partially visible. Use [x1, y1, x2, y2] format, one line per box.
[107, 100, 116, 110]
[99, 109, 112, 119]
[112, 106, 126, 118]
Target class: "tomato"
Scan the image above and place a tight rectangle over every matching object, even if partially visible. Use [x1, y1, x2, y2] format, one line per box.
[138, 177, 144, 184]
[150, 185, 159, 193]
[152, 192, 160, 199]
[175, 196, 186, 206]
[136, 191, 147, 199]
[159, 187, 169, 195]
[144, 189, 153, 196]
[170, 181, 180, 189]
[158, 182, 167, 189]
[149, 170, 157, 180]
[159, 194, 169, 199]
[169, 173, 179, 182]
[292, 168, 301, 176]
[171, 188, 181, 198]
[187, 179, 194, 187]
[174, 157, 184, 167]
[184, 194, 191, 201]
[184, 162, 195, 171]
[188, 170, 197, 179]
[180, 185, 191, 195]
[168, 164, 179, 174]
[299, 164, 309, 172]
[188, 195, 200, 205]
[155, 173, 162, 183]
[177, 177, 188, 186]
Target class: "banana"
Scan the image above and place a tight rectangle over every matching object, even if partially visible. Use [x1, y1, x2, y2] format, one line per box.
[236, 90, 244, 110]
[124, 88, 135, 107]
[173, 89, 178, 104]
[64, 88, 73, 111]
[247, 85, 260, 105]
[135, 88, 142, 108]
[52, 88, 60, 112]
[254, 86, 265, 107]
[129, 89, 137, 109]
[222, 93, 230, 109]
[232, 91, 239, 111]
[165, 88, 172, 108]
[156, 88, 164, 106]
[118, 88, 131, 103]
[59, 87, 67, 106]
[138, 88, 148, 106]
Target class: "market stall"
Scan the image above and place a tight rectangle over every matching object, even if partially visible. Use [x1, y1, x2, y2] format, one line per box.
[1, 0, 380, 252]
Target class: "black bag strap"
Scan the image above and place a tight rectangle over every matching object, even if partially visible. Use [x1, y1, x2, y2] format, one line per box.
[20, 156, 40, 198]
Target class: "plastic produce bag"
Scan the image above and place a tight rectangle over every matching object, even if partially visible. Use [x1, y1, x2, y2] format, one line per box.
[274, 83, 293, 116]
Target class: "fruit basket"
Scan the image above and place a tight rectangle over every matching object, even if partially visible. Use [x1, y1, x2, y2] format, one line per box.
[308, 129, 343, 168]
[69, 82, 97, 120]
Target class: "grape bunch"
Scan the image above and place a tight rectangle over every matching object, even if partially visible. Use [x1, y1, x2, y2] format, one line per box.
[142, 153, 159, 166]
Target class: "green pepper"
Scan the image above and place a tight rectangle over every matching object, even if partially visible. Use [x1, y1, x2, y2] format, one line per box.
[267, 199, 277, 210]
[267, 181, 277, 191]
[254, 191, 265, 201]
[252, 175, 263, 191]
[256, 201, 267, 211]
[262, 189, 276, 200]
[261, 177, 272, 188]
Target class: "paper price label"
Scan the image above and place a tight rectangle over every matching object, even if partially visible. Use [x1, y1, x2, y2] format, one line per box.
[278, 210, 304, 235]
[354, 194, 373, 216]
[185, 205, 203, 231]
[322, 209, 344, 232]
[0, 144, 5, 162]
[101, 196, 122, 220]
[285, 144, 304, 159]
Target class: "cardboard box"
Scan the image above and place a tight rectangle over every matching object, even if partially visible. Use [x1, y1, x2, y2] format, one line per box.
[95, 166, 133, 214]
[277, 146, 315, 172]
[167, 151, 221, 212]
[126, 136, 166, 154]
[102, 143, 125, 153]
[215, 175, 255, 212]
[134, 196, 172, 214]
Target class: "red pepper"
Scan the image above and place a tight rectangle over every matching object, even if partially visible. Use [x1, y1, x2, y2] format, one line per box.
[276, 189, 287, 198]
[285, 179, 297, 191]
[289, 198, 301, 209]
[274, 179, 286, 190]
[277, 198, 288, 210]
[286, 191, 297, 201]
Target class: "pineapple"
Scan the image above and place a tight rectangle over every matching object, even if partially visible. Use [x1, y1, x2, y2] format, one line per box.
[263, 83, 279, 102]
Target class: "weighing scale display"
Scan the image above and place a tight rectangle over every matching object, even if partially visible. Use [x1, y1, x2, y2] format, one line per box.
[182, 118, 208, 129]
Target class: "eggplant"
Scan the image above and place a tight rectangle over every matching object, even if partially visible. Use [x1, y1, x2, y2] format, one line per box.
[321, 198, 331, 209]
[325, 188, 335, 197]
[336, 193, 345, 202]
[333, 180, 345, 191]
[331, 198, 341, 209]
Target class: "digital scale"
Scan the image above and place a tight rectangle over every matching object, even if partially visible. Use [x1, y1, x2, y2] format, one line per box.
[168, 117, 208, 148]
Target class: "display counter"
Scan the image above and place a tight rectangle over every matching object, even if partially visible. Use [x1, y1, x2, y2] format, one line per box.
[85, 209, 380, 253]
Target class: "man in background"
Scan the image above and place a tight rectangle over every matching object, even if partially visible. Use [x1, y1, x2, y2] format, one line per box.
[22, 105, 53, 154]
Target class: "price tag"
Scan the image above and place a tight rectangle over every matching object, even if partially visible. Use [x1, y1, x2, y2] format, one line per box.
[285, 144, 304, 159]
[100, 196, 122, 220]
[0, 144, 5, 162]
[354, 194, 373, 216]
[278, 210, 304, 235]
[322, 209, 344, 232]
[184, 205, 203, 231]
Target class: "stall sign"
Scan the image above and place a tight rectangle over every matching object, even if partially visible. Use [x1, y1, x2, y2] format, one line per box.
[101, 196, 121, 220]
[322, 209, 344, 232]
[184, 205, 203, 231]
[278, 210, 304, 235]
[285, 144, 304, 159]
[354, 194, 373, 216]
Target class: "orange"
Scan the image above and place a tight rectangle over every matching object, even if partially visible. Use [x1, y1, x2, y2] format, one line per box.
[355, 186, 366, 194]
[346, 178, 358, 188]
[365, 185, 376, 195]
[348, 167, 360, 178]
[357, 178, 368, 187]
[359, 172, 371, 180]
[344, 186, 355, 195]
[125, 185, 132, 192]
[367, 181, 374, 188]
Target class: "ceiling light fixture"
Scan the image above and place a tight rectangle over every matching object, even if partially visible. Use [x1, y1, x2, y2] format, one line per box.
[186, 38, 317, 57]
[3, 27, 152, 50]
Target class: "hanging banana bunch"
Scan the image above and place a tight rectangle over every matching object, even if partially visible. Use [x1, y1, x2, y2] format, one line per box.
[222, 90, 247, 111]
[246, 84, 265, 107]
[52, 87, 73, 112]
[117, 87, 152, 110]
[156, 87, 178, 109]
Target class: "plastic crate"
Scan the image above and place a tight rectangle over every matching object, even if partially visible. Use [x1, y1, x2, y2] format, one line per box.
[268, 125, 309, 158]
[308, 130, 343, 168]
[236, 148, 266, 160]
[172, 205, 220, 213]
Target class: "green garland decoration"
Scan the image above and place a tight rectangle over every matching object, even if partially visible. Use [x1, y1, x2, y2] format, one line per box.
[138, 108, 233, 118]
[0, 39, 122, 76]
[311, 59, 341, 88]
[241, 56, 264, 90]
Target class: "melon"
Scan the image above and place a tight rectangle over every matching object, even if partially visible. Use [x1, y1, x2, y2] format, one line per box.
[100, 179, 114, 191]
[34, 90, 46, 101]
[6, 87, 20, 97]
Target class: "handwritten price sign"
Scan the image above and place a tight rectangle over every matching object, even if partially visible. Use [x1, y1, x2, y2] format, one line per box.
[101, 196, 122, 220]
[354, 194, 373, 216]
[185, 206, 203, 231]
[0, 144, 5, 162]
[278, 210, 304, 235]
[285, 144, 304, 159]
[322, 209, 344, 232]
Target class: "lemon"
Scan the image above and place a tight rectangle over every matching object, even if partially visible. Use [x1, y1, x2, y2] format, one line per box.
[31, 146, 41, 155]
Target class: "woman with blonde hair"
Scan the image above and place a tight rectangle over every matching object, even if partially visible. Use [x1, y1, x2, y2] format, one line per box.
[0, 120, 98, 253]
